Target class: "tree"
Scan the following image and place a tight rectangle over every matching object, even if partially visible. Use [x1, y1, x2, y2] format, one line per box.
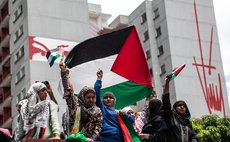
[192, 115, 230, 142]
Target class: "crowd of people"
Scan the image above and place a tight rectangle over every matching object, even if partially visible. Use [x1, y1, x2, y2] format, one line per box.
[2, 60, 198, 142]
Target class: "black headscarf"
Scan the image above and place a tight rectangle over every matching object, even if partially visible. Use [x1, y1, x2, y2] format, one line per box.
[148, 99, 163, 118]
[142, 99, 167, 140]
[173, 100, 192, 128]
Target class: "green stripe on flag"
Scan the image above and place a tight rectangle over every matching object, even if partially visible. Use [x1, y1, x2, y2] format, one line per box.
[101, 81, 152, 109]
[31, 127, 37, 138]
[170, 74, 177, 80]
[48, 54, 61, 67]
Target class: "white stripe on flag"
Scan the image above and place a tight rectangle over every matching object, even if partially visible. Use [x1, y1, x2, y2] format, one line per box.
[48, 53, 58, 63]
[69, 55, 127, 93]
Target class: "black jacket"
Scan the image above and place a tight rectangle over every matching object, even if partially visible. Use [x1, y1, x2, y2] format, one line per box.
[0, 131, 12, 142]
[162, 93, 198, 142]
[141, 99, 168, 142]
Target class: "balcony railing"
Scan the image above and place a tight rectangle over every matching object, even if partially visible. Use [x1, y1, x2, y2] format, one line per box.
[3, 107, 11, 122]
[1, 28, 9, 40]
[2, 66, 10, 78]
[0, 1, 8, 22]
[1, 47, 10, 61]
[2, 87, 11, 101]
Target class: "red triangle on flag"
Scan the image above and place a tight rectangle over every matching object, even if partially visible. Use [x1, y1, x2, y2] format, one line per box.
[111, 26, 152, 88]
[172, 64, 186, 76]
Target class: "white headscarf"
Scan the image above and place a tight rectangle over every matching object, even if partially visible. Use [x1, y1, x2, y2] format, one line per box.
[26, 82, 46, 104]
[122, 106, 134, 114]
[18, 82, 50, 140]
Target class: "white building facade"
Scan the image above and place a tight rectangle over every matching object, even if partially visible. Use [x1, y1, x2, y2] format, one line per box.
[122, 0, 229, 118]
[0, 0, 110, 130]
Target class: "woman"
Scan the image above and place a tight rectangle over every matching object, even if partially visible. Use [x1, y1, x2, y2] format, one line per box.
[0, 128, 12, 142]
[16, 82, 61, 141]
[60, 60, 102, 142]
[139, 99, 167, 142]
[94, 69, 134, 142]
[162, 73, 197, 142]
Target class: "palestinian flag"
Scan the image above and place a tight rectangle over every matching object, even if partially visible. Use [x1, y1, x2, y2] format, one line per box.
[118, 115, 142, 142]
[65, 26, 153, 109]
[170, 64, 186, 80]
[46, 48, 62, 67]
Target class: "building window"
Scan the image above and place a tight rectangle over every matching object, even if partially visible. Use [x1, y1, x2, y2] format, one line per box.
[146, 49, 151, 60]
[17, 88, 26, 103]
[158, 45, 164, 57]
[143, 30, 149, 42]
[153, 8, 159, 20]
[160, 64, 166, 76]
[13, 5, 23, 23]
[14, 45, 24, 63]
[155, 27, 162, 38]
[13, 0, 17, 4]
[150, 68, 153, 77]
[16, 67, 25, 84]
[14, 25, 24, 43]
[141, 13, 147, 24]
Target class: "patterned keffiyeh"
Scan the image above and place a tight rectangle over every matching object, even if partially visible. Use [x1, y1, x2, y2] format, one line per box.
[18, 82, 50, 140]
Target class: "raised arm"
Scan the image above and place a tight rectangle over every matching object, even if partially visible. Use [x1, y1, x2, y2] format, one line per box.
[59, 60, 77, 131]
[162, 73, 173, 118]
[94, 69, 103, 109]
[59, 59, 73, 92]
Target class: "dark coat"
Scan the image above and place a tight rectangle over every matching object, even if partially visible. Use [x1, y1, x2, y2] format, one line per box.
[162, 93, 198, 142]
[141, 99, 167, 142]
[0, 131, 12, 142]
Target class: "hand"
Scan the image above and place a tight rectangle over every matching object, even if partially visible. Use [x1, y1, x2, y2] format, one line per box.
[163, 73, 172, 95]
[139, 133, 149, 140]
[86, 138, 94, 142]
[59, 59, 67, 72]
[97, 69, 103, 80]
[117, 110, 125, 115]
[165, 73, 172, 83]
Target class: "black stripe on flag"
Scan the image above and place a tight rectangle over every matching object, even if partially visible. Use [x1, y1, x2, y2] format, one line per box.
[46, 51, 51, 59]
[65, 26, 133, 68]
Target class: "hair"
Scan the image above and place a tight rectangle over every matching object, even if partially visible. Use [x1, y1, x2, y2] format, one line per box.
[42, 81, 49, 86]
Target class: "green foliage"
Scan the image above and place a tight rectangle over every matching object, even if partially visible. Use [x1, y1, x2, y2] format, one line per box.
[192, 115, 230, 142]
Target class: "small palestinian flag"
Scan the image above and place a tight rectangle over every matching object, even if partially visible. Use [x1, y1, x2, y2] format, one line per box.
[170, 64, 186, 80]
[46, 48, 62, 67]
[65, 26, 153, 109]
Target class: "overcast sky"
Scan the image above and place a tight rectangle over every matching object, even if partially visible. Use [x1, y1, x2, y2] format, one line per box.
[88, 0, 230, 107]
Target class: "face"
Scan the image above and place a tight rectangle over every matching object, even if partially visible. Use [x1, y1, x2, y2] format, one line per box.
[127, 110, 135, 118]
[38, 88, 47, 101]
[84, 92, 96, 107]
[135, 112, 141, 119]
[103, 96, 115, 108]
[175, 105, 186, 115]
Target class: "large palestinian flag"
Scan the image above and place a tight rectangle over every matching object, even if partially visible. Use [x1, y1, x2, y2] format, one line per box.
[65, 26, 153, 109]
